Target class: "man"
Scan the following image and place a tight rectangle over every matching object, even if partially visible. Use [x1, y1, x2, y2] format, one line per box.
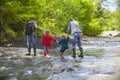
[24, 19, 42, 56]
[67, 18, 83, 58]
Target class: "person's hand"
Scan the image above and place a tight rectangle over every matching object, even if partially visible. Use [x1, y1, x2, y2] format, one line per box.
[56, 40, 59, 43]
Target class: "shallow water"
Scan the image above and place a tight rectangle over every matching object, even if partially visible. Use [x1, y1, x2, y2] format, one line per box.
[0, 37, 120, 80]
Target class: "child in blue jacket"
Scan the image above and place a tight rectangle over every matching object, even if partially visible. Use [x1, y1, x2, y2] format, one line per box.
[58, 35, 69, 59]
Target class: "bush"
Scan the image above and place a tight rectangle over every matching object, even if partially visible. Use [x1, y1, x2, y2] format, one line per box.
[83, 19, 103, 36]
[6, 28, 17, 39]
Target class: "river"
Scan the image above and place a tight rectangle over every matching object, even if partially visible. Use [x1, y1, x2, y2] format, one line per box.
[0, 37, 120, 80]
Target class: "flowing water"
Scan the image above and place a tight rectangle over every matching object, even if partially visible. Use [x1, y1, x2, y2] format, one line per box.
[0, 37, 120, 80]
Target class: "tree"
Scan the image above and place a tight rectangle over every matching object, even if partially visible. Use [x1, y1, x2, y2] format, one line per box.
[116, 0, 120, 30]
[0, 0, 108, 43]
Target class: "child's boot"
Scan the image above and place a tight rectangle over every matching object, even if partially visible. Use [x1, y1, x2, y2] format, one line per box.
[47, 50, 50, 55]
[60, 53, 64, 59]
[43, 52, 47, 57]
[46, 50, 50, 58]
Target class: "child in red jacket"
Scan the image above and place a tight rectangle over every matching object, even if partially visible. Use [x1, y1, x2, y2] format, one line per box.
[42, 30, 58, 57]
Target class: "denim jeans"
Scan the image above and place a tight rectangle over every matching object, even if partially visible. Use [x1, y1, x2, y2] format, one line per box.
[27, 35, 37, 48]
[43, 47, 49, 53]
[60, 48, 66, 54]
[72, 32, 82, 49]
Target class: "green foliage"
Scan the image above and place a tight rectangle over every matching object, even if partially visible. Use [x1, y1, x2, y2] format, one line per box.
[115, 11, 120, 30]
[100, 0, 120, 31]
[84, 19, 103, 36]
[1, 0, 115, 42]
[6, 28, 17, 39]
[116, 0, 120, 30]
[99, 9, 116, 31]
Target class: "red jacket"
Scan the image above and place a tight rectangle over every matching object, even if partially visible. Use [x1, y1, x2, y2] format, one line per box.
[42, 33, 57, 47]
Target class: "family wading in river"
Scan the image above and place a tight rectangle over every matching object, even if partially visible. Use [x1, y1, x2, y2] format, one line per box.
[24, 18, 84, 59]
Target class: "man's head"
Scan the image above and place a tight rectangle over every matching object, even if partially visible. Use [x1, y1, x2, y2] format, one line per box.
[69, 18, 74, 22]
[29, 18, 37, 23]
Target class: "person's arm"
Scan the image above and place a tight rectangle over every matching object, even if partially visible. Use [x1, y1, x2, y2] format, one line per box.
[77, 23, 83, 38]
[50, 36, 58, 42]
[66, 23, 71, 33]
[32, 23, 36, 36]
[58, 40, 62, 44]
[34, 23, 43, 31]
[79, 24, 82, 31]
[42, 31, 46, 38]
[67, 36, 69, 42]
[79, 24, 82, 37]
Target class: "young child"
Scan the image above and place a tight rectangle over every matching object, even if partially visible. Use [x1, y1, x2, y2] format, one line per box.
[58, 34, 69, 59]
[42, 30, 58, 57]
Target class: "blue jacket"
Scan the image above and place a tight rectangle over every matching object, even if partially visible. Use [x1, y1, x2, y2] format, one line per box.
[58, 37, 69, 49]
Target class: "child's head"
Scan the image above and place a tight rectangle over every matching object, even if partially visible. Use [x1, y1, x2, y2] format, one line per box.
[62, 35, 66, 39]
[45, 30, 49, 35]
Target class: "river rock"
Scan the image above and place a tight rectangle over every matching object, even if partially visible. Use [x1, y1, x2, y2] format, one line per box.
[101, 31, 120, 37]
[51, 71, 85, 80]
[50, 56, 77, 74]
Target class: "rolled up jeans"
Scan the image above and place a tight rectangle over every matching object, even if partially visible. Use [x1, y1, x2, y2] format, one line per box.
[72, 32, 82, 49]
[27, 35, 37, 48]
[43, 46, 49, 53]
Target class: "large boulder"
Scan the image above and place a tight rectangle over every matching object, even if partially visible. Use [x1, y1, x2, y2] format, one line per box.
[101, 31, 120, 37]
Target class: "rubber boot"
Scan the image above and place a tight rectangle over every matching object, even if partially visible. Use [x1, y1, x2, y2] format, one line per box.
[26, 47, 31, 55]
[78, 48, 83, 58]
[46, 50, 51, 58]
[43, 52, 47, 57]
[60, 53, 64, 59]
[33, 47, 36, 56]
[47, 50, 50, 55]
[72, 48, 76, 58]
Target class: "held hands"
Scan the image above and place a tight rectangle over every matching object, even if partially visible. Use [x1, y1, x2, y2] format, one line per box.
[56, 40, 59, 43]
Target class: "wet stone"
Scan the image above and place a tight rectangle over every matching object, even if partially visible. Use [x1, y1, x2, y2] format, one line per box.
[51, 72, 85, 80]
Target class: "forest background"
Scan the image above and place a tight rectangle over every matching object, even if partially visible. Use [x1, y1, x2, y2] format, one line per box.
[0, 0, 120, 43]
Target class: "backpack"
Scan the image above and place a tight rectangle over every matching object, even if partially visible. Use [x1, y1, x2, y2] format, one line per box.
[25, 22, 35, 35]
